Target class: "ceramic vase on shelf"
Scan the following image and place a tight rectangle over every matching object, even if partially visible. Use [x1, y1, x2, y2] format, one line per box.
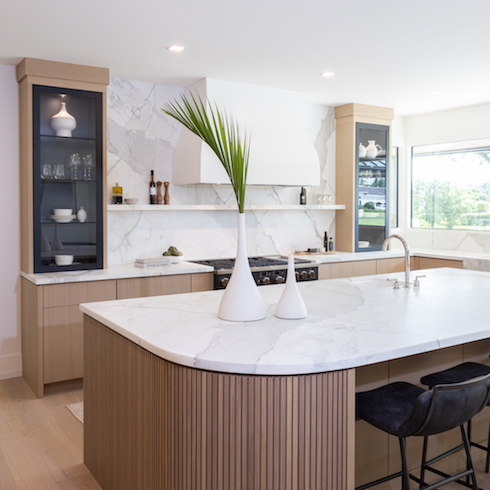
[218, 213, 266, 322]
[77, 206, 87, 223]
[365, 140, 382, 159]
[51, 101, 77, 137]
[275, 254, 307, 320]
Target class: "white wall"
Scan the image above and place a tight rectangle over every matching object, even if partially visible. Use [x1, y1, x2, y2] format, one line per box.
[396, 103, 490, 253]
[0, 64, 21, 379]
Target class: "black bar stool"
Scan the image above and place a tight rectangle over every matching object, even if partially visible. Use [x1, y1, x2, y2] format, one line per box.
[421, 362, 490, 475]
[356, 373, 490, 490]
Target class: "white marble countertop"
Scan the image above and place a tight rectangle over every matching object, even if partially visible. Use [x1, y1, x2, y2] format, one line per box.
[21, 248, 490, 285]
[80, 268, 490, 376]
[20, 261, 214, 285]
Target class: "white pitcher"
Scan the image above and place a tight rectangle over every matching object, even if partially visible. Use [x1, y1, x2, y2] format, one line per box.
[365, 140, 382, 159]
[359, 143, 367, 158]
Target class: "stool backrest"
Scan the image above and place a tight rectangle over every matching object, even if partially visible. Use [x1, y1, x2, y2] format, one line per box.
[399, 373, 490, 438]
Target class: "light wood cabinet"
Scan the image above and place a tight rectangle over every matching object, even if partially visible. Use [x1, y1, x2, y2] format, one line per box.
[335, 104, 394, 252]
[22, 272, 214, 397]
[331, 260, 377, 279]
[412, 257, 463, 270]
[376, 257, 405, 274]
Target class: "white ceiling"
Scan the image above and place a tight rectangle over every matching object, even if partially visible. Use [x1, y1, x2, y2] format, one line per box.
[2, 0, 490, 116]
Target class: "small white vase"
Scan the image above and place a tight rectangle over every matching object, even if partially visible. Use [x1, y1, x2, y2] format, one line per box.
[77, 206, 87, 223]
[359, 143, 367, 158]
[51, 102, 77, 137]
[275, 254, 307, 320]
[218, 213, 266, 322]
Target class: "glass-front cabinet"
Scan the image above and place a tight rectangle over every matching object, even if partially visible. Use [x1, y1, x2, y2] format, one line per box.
[32, 85, 103, 272]
[355, 122, 390, 252]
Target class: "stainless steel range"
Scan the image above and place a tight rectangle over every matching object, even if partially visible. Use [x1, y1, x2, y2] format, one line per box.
[190, 256, 319, 290]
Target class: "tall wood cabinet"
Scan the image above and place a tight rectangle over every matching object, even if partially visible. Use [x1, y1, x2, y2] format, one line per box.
[335, 103, 394, 252]
[16, 58, 110, 273]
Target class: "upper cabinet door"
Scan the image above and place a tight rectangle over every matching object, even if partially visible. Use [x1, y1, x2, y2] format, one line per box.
[32, 85, 104, 272]
[172, 78, 321, 187]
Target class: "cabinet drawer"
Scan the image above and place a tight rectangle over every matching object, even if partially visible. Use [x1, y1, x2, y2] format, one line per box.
[318, 264, 331, 280]
[376, 257, 405, 275]
[43, 280, 117, 308]
[330, 260, 376, 279]
[414, 257, 463, 270]
[117, 275, 192, 300]
[43, 306, 83, 384]
[191, 273, 214, 292]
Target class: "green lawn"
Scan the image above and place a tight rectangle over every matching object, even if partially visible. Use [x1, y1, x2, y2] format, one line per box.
[359, 211, 386, 226]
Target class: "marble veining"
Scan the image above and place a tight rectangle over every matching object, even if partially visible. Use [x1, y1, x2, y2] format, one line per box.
[106, 78, 337, 265]
[80, 268, 490, 375]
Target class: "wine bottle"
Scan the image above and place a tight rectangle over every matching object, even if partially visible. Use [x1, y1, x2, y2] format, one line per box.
[300, 187, 306, 205]
[149, 170, 156, 204]
[324, 232, 328, 252]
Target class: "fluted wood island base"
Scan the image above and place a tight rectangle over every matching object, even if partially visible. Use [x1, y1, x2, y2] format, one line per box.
[84, 315, 355, 490]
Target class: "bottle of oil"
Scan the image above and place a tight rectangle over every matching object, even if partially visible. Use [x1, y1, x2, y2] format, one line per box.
[149, 170, 156, 204]
[112, 183, 123, 204]
[300, 187, 306, 205]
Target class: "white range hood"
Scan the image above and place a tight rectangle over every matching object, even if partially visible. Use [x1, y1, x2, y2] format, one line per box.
[172, 78, 320, 186]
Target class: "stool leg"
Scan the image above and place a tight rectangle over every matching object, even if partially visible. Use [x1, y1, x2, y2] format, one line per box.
[399, 437, 411, 490]
[486, 418, 490, 473]
[419, 436, 428, 488]
[460, 424, 479, 490]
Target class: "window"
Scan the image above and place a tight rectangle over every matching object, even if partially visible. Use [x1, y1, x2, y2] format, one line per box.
[411, 138, 490, 230]
[390, 146, 399, 228]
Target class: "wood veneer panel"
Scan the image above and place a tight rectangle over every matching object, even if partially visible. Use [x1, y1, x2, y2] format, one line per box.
[84, 315, 355, 490]
[43, 280, 116, 308]
[191, 272, 214, 292]
[415, 257, 463, 270]
[376, 257, 405, 274]
[43, 305, 84, 383]
[21, 278, 44, 398]
[330, 260, 376, 279]
[116, 275, 191, 299]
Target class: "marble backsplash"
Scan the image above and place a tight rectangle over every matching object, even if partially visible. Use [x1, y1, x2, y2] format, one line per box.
[106, 78, 337, 264]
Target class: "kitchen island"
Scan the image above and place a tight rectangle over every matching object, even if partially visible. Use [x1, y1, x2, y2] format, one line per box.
[81, 268, 490, 490]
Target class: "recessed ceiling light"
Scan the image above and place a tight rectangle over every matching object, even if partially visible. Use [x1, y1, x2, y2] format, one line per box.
[167, 45, 185, 52]
[320, 72, 335, 78]
[429, 91, 442, 96]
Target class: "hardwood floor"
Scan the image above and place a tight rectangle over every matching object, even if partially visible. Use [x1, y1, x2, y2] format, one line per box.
[0, 377, 101, 489]
[2, 375, 490, 489]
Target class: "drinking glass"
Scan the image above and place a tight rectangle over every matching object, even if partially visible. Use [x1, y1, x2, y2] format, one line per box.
[41, 164, 52, 179]
[68, 153, 81, 180]
[53, 164, 65, 180]
[82, 154, 95, 180]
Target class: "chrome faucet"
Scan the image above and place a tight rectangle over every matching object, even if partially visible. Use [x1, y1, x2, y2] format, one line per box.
[382, 234, 411, 287]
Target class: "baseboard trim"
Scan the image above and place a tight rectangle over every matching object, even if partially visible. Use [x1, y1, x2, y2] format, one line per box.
[0, 353, 22, 380]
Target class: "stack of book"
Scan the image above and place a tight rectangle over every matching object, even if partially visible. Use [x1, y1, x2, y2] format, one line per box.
[134, 257, 171, 268]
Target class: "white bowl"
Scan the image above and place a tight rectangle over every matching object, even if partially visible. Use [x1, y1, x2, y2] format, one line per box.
[50, 214, 75, 223]
[124, 198, 139, 205]
[358, 241, 370, 248]
[169, 256, 183, 264]
[54, 254, 74, 266]
[53, 208, 72, 216]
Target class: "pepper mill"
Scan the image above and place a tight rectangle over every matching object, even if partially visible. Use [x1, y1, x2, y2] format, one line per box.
[156, 182, 163, 204]
[164, 181, 170, 205]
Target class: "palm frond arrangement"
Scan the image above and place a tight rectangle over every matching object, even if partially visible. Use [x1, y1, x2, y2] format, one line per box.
[162, 93, 250, 213]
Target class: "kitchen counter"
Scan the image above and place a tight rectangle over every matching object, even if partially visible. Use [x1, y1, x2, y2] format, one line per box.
[80, 268, 490, 375]
[82, 267, 490, 490]
[20, 261, 213, 285]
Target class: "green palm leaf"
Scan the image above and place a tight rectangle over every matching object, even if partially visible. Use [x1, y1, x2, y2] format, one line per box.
[162, 93, 249, 213]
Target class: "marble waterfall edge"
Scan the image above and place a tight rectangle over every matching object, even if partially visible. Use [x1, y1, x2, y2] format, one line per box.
[218, 213, 266, 322]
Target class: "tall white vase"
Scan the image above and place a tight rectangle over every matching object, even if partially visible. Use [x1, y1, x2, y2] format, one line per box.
[218, 213, 266, 322]
[51, 102, 77, 137]
[275, 254, 307, 319]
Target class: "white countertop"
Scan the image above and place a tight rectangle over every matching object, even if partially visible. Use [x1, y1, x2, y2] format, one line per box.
[20, 261, 213, 285]
[21, 248, 490, 285]
[80, 268, 490, 376]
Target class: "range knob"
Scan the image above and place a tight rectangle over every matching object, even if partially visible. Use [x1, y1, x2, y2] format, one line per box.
[221, 277, 229, 287]
[295, 271, 300, 281]
[275, 275, 284, 284]
[300, 270, 308, 280]
[262, 276, 271, 285]
[308, 269, 316, 279]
